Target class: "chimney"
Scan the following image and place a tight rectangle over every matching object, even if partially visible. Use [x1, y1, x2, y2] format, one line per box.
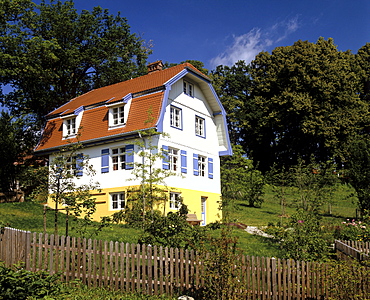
[147, 60, 164, 73]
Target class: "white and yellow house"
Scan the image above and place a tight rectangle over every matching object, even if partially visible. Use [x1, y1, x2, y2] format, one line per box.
[34, 61, 232, 225]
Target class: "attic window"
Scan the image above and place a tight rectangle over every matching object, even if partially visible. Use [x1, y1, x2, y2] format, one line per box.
[109, 105, 125, 127]
[63, 117, 76, 138]
[183, 80, 194, 97]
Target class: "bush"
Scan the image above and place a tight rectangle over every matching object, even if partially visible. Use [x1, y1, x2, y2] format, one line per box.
[325, 260, 370, 300]
[268, 209, 331, 261]
[0, 263, 62, 299]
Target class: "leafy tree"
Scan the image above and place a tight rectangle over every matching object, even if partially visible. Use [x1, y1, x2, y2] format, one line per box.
[48, 142, 100, 237]
[221, 145, 264, 210]
[245, 38, 367, 171]
[0, 112, 36, 197]
[0, 0, 151, 124]
[290, 156, 338, 214]
[345, 137, 370, 214]
[356, 43, 370, 102]
[211, 61, 251, 145]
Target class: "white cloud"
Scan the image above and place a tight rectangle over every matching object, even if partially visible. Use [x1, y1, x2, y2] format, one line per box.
[210, 16, 300, 67]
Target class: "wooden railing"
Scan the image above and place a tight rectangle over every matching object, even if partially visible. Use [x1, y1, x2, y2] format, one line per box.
[335, 239, 370, 261]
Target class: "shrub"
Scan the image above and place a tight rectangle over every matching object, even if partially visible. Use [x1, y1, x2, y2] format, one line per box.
[268, 209, 331, 261]
[0, 263, 62, 299]
[325, 260, 370, 300]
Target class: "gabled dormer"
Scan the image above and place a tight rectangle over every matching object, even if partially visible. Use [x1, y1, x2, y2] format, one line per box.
[61, 105, 84, 139]
[106, 94, 132, 129]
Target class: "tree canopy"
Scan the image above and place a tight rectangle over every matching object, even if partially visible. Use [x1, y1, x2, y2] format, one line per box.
[215, 38, 369, 172]
[0, 0, 151, 124]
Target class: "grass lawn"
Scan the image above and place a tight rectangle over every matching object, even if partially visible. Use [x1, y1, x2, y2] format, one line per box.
[0, 183, 358, 258]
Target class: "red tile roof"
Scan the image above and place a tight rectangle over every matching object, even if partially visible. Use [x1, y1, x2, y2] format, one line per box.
[35, 63, 206, 153]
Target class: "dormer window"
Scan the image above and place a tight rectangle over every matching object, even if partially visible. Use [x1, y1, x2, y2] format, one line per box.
[108, 104, 127, 128]
[112, 105, 125, 126]
[183, 80, 194, 97]
[62, 117, 77, 138]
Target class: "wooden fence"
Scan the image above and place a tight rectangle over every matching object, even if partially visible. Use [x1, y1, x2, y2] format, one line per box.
[335, 239, 370, 261]
[1, 227, 369, 299]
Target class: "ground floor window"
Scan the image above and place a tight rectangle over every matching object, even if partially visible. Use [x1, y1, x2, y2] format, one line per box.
[169, 192, 181, 209]
[111, 192, 125, 210]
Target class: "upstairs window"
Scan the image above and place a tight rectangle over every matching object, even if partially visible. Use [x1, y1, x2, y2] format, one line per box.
[66, 154, 83, 176]
[168, 147, 179, 172]
[64, 117, 76, 137]
[198, 155, 206, 177]
[183, 81, 194, 97]
[109, 105, 125, 127]
[195, 116, 205, 137]
[170, 106, 182, 129]
[112, 147, 126, 171]
[111, 192, 125, 210]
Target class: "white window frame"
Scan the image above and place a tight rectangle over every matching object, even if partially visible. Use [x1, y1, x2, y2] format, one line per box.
[195, 116, 205, 137]
[111, 192, 126, 210]
[198, 155, 206, 177]
[169, 192, 181, 210]
[170, 105, 182, 129]
[111, 147, 126, 171]
[66, 155, 77, 175]
[63, 117, 76, 138]
[183, 80, 194, 97]
[111, 105, 125, 126]
[168, 147, 179, 172]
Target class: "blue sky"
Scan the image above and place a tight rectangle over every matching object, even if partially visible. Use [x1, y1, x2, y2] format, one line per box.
[72, 0, 369, 70]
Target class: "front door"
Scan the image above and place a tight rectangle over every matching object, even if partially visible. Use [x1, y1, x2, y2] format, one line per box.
[201, 197, 207, 226]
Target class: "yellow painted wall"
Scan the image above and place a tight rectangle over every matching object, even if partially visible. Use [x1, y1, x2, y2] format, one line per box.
[47, 184, 222, 225]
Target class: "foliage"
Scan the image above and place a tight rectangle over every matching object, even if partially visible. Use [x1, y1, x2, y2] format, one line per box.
[0, 263, 62, 299]
[221, 145, 264, 210]
[31, 281, 176, 299]
[356, 42, 370, 102]
[48, 141, 100, 238]
[345, 136, 370, 213]
[18, 164, 48, 202]
[0, 0, 150, 124]
[211, 61, 250, 145]
[0, 112, 36, 195]
[124, 126, 177, 226]
[334, 213, 370, 242]
[266, 209, 330, 261]
[195, 225, 246, 300]
[290, 156, 339, 213]
[238, 38, 367, 172]
[139, 204, 207, 249]
[325, 260, 370, 300]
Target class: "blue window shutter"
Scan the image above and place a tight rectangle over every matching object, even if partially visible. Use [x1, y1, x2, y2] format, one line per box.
[208, 158, 214, 179]
[101, 149, 109, 173]
[162, 145, 169, 170]
[181, 150, 187, 173]
[125, 144, 134, 169]
[76, 153, 84, 176]
[193, 153, 199, 176]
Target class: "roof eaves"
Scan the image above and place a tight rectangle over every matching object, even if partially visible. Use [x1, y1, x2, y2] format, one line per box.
[34, 127, 158, 156]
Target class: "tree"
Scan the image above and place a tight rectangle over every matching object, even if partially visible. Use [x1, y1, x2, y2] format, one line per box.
[244, 38, 367, 171]
[48, 142, 100, 237]
[211, 61, 251, 145]
[356, 43, 370, 102]
[0, 0, 151, 124]
[345, 137, 370, 214]
[0, 112, 36, 197]
[221, 145, 264, 211]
